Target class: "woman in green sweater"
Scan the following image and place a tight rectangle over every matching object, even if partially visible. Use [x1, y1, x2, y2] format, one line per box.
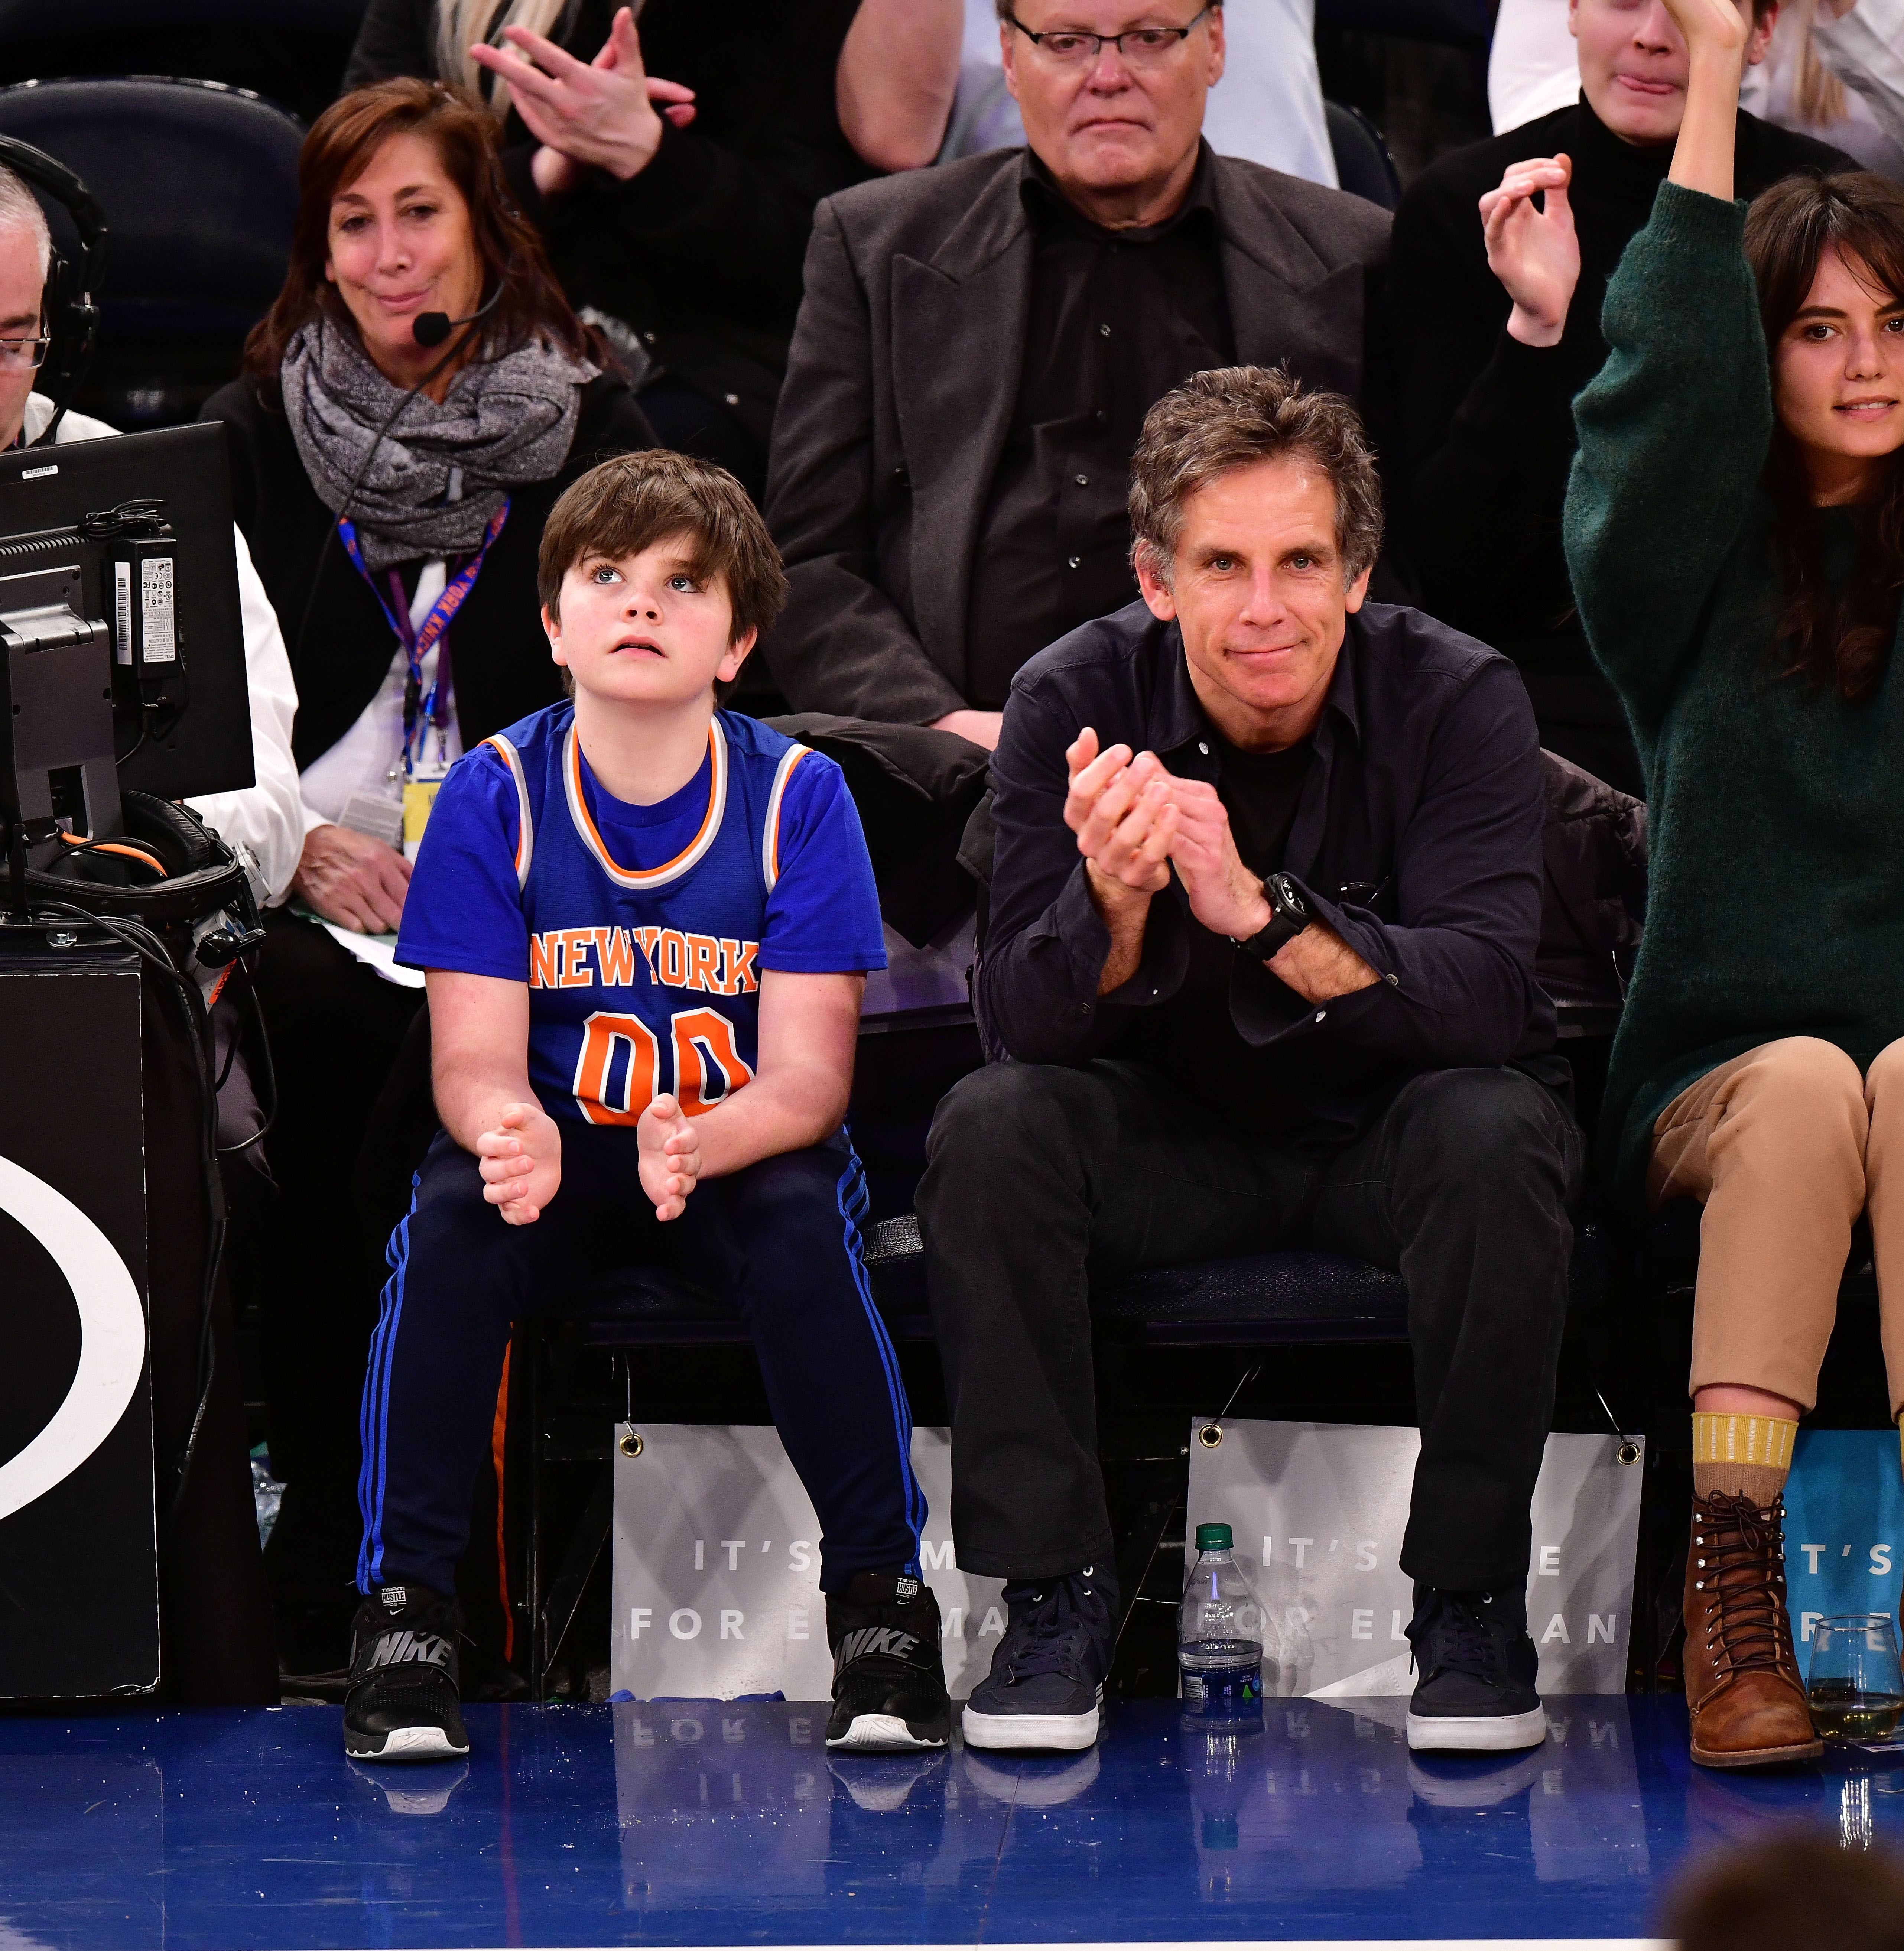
[1549, 0, 1904, 1769]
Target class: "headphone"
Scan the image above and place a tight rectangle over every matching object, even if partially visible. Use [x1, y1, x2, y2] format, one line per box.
[0, 135, 106, 448]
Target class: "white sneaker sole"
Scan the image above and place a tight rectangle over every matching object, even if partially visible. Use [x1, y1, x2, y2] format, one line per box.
[1406, 1705, 1547, 1753]
[824, 1713, 949, 1753]
[345, 1724, 471, 1763]
[961, 1702, 1101, 1752]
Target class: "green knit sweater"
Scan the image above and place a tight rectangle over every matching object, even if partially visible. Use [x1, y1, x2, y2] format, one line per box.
[1565, 182, 1904, 1205]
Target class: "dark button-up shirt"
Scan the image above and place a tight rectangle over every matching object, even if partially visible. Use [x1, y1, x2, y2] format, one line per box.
[979, 599, 1560, 1145]
[962, 152, 1234, 709]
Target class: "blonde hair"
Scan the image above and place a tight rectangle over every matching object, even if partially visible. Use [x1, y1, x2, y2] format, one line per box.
[1789, 0, 1848, 132]
[436, 0, 578, 111]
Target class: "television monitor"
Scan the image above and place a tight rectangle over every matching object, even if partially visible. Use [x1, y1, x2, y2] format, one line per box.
[0, 421, 253, 809]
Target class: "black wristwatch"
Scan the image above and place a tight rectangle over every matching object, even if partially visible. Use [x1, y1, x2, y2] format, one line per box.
[1232, 871, 1313, 961]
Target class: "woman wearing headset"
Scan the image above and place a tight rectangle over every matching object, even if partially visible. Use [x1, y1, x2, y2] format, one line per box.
[202, 76, 651, 1675]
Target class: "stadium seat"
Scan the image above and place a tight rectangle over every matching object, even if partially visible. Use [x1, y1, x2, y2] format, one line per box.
[0, 76, 302, 428]
[0, 0, 364, 126]
[1325, 100, 1403, 211]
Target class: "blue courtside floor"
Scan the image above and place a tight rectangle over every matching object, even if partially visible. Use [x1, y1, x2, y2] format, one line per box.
[0, 1694, 1895, 1949]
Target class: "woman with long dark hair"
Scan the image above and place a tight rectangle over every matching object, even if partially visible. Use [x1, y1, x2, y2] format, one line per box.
[202, 76, 652, 1674]
[1549, 0, 1904, 1770]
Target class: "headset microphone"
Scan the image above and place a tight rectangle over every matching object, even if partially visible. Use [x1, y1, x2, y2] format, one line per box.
[412, 279, 506, 349]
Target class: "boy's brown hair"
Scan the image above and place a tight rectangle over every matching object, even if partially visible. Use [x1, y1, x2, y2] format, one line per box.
[538, 450, 789, 699]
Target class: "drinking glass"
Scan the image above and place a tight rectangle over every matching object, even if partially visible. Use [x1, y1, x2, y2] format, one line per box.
[1808, 1613, 1904, 1741]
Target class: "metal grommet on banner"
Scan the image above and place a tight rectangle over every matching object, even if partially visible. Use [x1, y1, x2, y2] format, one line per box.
[620, 1429, 644, 1459]
[1617, 1441, 1641, 1467]
[1198, 1424, 1223, 1449]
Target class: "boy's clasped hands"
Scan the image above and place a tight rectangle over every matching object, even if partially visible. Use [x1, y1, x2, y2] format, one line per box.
[476, 1094, 703, 1226]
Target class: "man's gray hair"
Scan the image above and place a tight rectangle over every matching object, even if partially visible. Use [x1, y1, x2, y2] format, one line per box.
[1128, 365, 1384, 588]
[0, 164, 51, 282]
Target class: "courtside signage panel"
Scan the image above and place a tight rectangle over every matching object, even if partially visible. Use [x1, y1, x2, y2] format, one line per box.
[611, 1425, 1003, 1701]
[1186, 1420, 1645, 1696]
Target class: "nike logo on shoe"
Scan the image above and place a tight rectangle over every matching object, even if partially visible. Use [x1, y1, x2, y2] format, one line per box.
[363, 1629, 453, 1672]
[835, 1626, 920, 1673]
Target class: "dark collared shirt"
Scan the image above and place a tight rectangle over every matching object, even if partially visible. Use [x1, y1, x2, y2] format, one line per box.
[979, 599, 1561, 1145]
[961, 151, 1234, 710]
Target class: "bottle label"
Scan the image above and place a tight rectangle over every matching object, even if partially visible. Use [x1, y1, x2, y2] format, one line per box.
[1181, 1660, 1263, 1715]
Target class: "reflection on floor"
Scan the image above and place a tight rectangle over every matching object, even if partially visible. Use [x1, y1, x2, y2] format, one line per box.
[0, 1694, 1894, 1948]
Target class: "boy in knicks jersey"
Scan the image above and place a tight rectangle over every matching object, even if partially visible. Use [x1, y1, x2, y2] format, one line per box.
[342, 451, 948, 1763]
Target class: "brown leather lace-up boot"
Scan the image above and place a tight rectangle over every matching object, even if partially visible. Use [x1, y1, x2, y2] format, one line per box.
[1683, 1490, 1822, 1768]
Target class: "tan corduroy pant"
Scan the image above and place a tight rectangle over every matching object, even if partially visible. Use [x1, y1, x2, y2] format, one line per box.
[1649, 1037, 1904, 1413]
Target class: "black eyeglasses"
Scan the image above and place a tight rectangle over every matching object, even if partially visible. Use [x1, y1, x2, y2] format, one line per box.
[1005, 4, 1215, 66]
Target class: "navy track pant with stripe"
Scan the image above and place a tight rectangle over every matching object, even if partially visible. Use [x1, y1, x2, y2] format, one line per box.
[357, 1124, 925, 1598]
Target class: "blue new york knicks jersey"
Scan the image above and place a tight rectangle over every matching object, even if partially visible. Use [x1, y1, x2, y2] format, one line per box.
[395, 704, 887, 1126]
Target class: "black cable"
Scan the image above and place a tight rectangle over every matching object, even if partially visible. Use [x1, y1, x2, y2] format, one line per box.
[218, 983, 278, 1158]
[52, 836, 168, 879]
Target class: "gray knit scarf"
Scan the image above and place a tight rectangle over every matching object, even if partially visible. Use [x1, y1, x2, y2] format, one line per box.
[280, 313, 598, 570]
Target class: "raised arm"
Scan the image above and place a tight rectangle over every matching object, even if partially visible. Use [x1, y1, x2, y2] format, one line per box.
[1562, 2, 1769, 743]
[836, 0, 962, 172]
[1390, 162, 1585, 640]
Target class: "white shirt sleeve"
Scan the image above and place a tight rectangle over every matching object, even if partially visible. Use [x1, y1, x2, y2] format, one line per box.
[1812, 0, 1904, 152]
[185, 524, 307, 905]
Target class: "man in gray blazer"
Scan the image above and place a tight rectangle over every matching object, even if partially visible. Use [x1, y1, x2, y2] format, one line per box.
[762, 0, 1391, 747]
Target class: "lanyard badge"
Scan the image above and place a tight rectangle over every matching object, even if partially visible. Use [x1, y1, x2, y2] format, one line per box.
[337, 497, 511, 783]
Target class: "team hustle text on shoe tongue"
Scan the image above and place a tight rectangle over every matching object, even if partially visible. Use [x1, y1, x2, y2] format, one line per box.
[342, 1583, 471, 1763]
[1683, 1491, 1823, 1769]
[824, 1571, 952, 1752]
[1404, 1587, 1547, 1753]
[962, 1565, 1118, 1753]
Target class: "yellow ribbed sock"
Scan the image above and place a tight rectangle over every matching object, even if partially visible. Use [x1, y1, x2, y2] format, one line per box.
[1692, 1411, 1797, 1507]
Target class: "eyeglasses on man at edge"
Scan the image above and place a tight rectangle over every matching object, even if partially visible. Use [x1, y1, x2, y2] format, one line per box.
[1004, 4, 1216, 65]
[0, 334, 50, 371]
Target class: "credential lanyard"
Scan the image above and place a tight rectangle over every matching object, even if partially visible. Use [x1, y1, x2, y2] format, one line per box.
[337, 498, 510, 778]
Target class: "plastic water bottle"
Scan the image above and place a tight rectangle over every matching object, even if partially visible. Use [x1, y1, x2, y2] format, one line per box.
[1179, 1522, 1271, 1717]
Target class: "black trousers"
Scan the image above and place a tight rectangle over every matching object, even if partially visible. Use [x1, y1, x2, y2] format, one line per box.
[361, 1126, 924, 1597]
[916, 1060, 1584, 1592]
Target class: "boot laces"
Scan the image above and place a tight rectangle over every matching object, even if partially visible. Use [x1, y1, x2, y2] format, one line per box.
[1696, 1494, 1789, 1675]
[999, 1577, 1101, 1681]
[1411, 1594, 1505, 1685]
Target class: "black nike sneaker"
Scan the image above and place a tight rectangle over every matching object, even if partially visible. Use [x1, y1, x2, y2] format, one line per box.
[961, 1564, 1117, 1753]
[1404, 1585, 1547, 1753]
[824, 1571, 952, 1752]
[342, 1582, 471, 1763]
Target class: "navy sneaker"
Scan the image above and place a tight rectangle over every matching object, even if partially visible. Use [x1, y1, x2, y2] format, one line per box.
[342, 1582, 471, 1763]
[961, 1564, 1117, 1753]
[1404, 1586, 1546, 1753]
[824, 1571, 952, 1752]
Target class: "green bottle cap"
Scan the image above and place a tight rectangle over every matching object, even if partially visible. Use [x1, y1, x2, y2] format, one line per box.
[1195, 1522, 1233, 1551]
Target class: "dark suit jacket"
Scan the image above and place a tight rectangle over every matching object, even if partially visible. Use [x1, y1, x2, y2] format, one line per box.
[761, 145, 1393, 725]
